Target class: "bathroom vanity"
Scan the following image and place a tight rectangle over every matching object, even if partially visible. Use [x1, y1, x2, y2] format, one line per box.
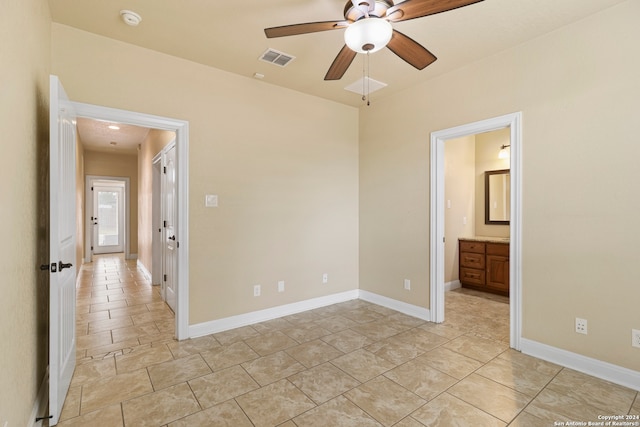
[458, 237, 509, 296]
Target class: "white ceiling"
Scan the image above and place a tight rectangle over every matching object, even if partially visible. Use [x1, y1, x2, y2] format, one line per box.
[77, 117, 149, 154]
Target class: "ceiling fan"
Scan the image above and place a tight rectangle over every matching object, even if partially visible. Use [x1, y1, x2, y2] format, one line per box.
[265, 0, 484, 81]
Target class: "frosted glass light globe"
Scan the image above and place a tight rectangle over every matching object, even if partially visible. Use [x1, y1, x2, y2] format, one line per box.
[344, 18, 393, 54]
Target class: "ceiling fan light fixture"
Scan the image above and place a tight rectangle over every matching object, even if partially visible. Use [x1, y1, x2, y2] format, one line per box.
[344, 18, 392, 54]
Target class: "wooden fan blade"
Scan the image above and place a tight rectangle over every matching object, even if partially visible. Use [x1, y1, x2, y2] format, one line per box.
[386, 30, 437, 70]
[387, 0, 483, 22]
[265, 21, 349, 38]
[324, 45, 357, 80]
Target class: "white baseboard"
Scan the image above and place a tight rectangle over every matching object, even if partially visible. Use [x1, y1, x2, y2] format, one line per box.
[127, 253, 138, 260]
[521, 338, 640, 392]
[189, 290, 360, 338]
[358, 290, 430, 320]
[30, 367, 49, 427]
[136, 260, 152, 282]
[445, 280, 461, 292]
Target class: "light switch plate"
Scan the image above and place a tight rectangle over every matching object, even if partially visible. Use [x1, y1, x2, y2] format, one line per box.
[205, 194, 218, 207]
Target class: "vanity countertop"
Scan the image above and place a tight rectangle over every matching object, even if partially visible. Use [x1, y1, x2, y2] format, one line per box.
[458, 236, 510, 244]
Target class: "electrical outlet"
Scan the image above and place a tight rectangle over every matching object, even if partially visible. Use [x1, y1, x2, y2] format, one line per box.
[322, 273, 328, 284]
[278, 280, 285, 293]
[253, 284, 261, 297]
[632, 329, 640, 348]
[404, 279, 411, 290]
[575, 317, 587, 335]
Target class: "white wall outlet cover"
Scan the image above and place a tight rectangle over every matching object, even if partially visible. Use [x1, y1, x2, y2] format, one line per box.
[278, 281, 285, 292]
[322, 273, 328, 284]
[205, 194, 218, 207]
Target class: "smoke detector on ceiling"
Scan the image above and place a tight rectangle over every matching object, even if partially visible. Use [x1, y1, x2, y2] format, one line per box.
[120, 10, 142, 26]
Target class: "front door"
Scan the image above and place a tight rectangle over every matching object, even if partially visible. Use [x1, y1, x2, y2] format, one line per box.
[163, 144, 177, 312]
[49, 75, 77, 426]
[92, 183, 125, 254]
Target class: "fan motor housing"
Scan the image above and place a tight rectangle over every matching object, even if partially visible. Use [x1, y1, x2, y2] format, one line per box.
[344, 0, 393, 21]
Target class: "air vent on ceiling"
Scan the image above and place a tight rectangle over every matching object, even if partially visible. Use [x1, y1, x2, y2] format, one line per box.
[259, 49, 295, 67]
[344, 77, 387, 96]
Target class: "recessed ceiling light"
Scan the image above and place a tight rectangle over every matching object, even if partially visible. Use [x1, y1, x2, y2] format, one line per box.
[108, 125, 120, 130]
[120, 10, 142, 26]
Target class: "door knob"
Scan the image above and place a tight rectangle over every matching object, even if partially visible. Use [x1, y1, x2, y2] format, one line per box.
[58, 261, 73, 270]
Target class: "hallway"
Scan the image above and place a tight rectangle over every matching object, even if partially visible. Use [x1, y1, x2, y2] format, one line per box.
[56, 256, 639, 426]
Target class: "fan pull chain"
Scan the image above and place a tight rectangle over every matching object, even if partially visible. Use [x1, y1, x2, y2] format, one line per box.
[361, 52, 371, 106]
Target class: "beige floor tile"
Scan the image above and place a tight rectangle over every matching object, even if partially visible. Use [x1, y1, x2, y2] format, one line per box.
[350, 319, 402, 341]
[241, 350, 305, 385]
[85, 338, 140, 358]
[76, 330, 112, 351]
[148, 354, 212, 390]
[345, 376, 426, 426]
[475, 350, 561, 397]
[108, 304, 150, 319]
[76, 310, 111, 323]
[122, 382, 201, 427]
[443, 334, 509, 363]
[236, 379, 316, 427]
[411, 393, 506, 427]
[251, 317, 294, 333]
[508, 411, 549, 426]
[321, 329, 374, 353]
[188, 364, 259, 408]
[80, 369, 153, 414]
[282, 325, 331, 343]
[111, 322, 161, 343]
[244, 330, 299, 356]
[523, 387, 604, 424]
[213, 325, 260, 345]
[292, 395, 382, 427]
[546, 368, 637, 414]
[57, 404, 124, 427]
[447, 373, 531, 423]
[59, 386, 81, 421]
[200, 341, 259, 371]
[88, 316, 134, 334]
[70, 357, 116, 387]
[313, 314, 359, 332]
[90, 299, 127, 312]
[168, 400, 253, 427]
[394, 327, 450, 352]
[289, 362, 361, 404]
[417, 347, 484, 380]
[331, 348, 395, 382]
[115, 344, 174, 373]
[419, 322, 466, 339]
[131, 309, 174, 325]
[341, 307, 384, 324]
[384, 357, 458, 401]
[166, 335, 220, 359]
[286, 339, 344, 368]
[366, 337, 424, 365]
[631, 395, 640, 414]
[393, 416, 426, 427]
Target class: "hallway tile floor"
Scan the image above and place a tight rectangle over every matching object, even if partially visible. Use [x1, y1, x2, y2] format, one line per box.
[56, 255, 639, 426]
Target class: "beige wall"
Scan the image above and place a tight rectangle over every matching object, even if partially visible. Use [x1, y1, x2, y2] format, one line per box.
[52, 24, 360, 324]
[84, 150, 139, 255]
[0, 1, 51, 425]
[444, 135, 476, 283]
[475, 128, 510, 238]
[360, 1, 640, 371]
[138, 129, 175, 278]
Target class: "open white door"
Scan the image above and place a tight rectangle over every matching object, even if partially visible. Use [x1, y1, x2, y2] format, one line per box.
[48, 75, 77, 425]
[163, 143, 177, 312]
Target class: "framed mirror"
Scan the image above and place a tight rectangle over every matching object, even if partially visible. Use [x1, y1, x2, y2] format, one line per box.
[485, 169, 510, 225]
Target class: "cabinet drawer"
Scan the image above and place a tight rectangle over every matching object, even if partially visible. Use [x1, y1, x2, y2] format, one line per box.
[460, 252, 485, 269]
[460, 267, 485, 286]
[487, 243, 509, 257]
[460, 241, 485, 254]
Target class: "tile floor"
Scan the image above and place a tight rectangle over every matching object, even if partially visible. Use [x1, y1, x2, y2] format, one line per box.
[55, 255, 640, 426]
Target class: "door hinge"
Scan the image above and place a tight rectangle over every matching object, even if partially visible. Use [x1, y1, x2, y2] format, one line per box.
[91, 245, 93, 250]
[91, 186, 93, 191]
[163, 166, 166, 174]
[177, 241, 179, 248]
[163, 274, 167, 282]
[163, 220, 167, 228]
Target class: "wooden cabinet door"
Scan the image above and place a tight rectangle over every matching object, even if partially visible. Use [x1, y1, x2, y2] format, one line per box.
[486, 255, 509, 292]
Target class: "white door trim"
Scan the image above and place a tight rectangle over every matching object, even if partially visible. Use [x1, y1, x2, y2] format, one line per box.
[73, 101, 190, 341]
[430, 112, 522, 350]
[84, 176, 130, 260]
[152, 152, 163, 287]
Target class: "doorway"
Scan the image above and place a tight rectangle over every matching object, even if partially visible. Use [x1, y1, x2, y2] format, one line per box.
[85, 177, 130, 258]
[74, 101, 190, 340]
[430, 112, 522, 350]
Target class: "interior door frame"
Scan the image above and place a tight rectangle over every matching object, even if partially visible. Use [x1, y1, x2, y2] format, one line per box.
[74, 102, 190, 340]
[84, 176, 130, 260]
[430, 112, 522, 350]
[151, 152, 163, 287]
